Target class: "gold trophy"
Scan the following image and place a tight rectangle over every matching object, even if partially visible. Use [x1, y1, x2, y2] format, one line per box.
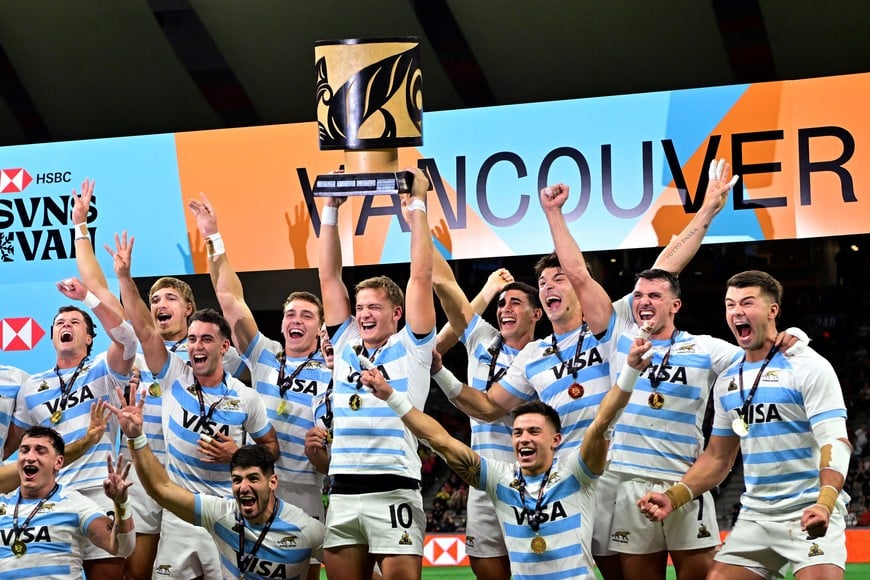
[312, 37, 423, 197]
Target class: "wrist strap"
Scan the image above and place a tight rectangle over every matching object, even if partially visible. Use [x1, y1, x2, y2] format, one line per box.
[616, 364, 641, 392]
[74, 222, 89, 240]
[117, 498, 132, 520]
[432, 367, 463, 399]
[385, 390, 414, 417]
[322, 205, 339, 226]
[83, 291, 101, 310]
[128, 434, 148, 450]
[816, 485, 838, 514]
[664, 482, 694, 511]
[205, 233, 225, 260]
[407, 199, 426, 213]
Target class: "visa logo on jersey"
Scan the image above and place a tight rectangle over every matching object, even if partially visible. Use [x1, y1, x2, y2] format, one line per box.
[0, 169, 33, 193]
[0, 317, 46, 351]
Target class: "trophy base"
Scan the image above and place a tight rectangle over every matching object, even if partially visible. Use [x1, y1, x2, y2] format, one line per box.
[311, 171, 414, 197]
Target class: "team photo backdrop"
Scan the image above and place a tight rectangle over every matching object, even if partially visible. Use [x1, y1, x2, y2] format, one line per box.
[1, 72, 869, 369]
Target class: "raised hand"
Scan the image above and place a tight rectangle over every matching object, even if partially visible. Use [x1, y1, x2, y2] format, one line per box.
[107, 384, 145, 439]
[187, 193, 219, 238]
[56, 277, 88, 301]
[71, 178, 95, 225]
[539, 183, 570, 213]
[702, 158, 740, 216]
[103, 452, 133, 504]
[105, 231, 135, 279]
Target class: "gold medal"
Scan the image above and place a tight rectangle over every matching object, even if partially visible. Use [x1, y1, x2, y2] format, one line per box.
[11, 539, 26, 557]
[50, 410, 63, 424]
[568, 382, 584, 399]
[648, 392, 665, 410]
[731, 417, 749, 437]
[349, 393, 362, 411]
[148, 382, 161, 398]
[530, 535, 546, 554]
[276, 400, 289, 415]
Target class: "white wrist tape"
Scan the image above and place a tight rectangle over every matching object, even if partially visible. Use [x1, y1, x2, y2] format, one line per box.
[322, 205, 339, 226]
[616, 364, 641, 392]
[385, 389, 414, 417]
[116, 529, 136, 558]
[205, 232, 225, 260]
[109, 320, 139, 361]
[74, 222, 89, 240]
[819, 438, 852, 478]
[128, 434, 148, 450]
[117, 499, 132, 520]
[432, 367, 463, 400]
[407, 199, 426, 213]
[83, 291, 101, 310]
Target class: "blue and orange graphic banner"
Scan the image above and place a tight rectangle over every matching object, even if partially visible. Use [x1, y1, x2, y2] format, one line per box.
[1, 72, 869, 368]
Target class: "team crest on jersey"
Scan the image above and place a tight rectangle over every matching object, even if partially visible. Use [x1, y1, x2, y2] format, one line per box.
[611, 530, 630, 543]
[543, 346, 556, 356]
[155, 564, 173, 576]
[304, 361, 322, 370]
[186, 384, 198, 395]
[398, 532, 413, 545]
[465, 536, 475, 548]
[761, 370, 780, 381]
[727, 379, 737, 391]
[0, 504, 5, 515]
[509, 478, 521, 490]
[38, 381, 50, 392]
[697, 524, 711, 538]
[808, 543, 824, 557]
[546, 472, 561, 486]
[277, 534, 298, 548]
[222, 399, 241, 411]
[674, 344, 696, 354]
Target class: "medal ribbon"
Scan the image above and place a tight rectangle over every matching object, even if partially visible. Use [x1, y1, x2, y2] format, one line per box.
[648, 329, 678, 390]
[236, 495, 280, 575]
[516, 466, 552, 535]
[736, 342, 779, 422]
[169, 337, 187, 352]
[53, 357, 88, 415]
[193, 373, 229, 424]
[13, 483, 60, 544]
[485, 335, 507, 391]
[276, 350, 317, 398]
[550, 323, 589, 381]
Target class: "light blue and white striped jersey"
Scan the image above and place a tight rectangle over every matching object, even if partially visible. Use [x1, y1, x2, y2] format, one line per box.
[500, 319, 618, 456]
[0, 365, 28, 454]
[328, 317, 435, 478]
[244, 332, 331, 488]
[134, 341, 249, 462]
[13, 353, 123, 490]
[480, 453, 598, 580]
[712, 346, 849, 519]
[460, 314, 518, 463]
[158, 353, 271, 496]
[196, 494, 325, 580]
[609, 296, 741, 479]
[0, 484, 103, 579]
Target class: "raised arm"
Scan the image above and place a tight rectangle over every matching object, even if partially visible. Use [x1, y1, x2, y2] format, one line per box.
[430, 350, 520, 421]
[108, 232, 169, 375]
[540, 184, 613, 333]
[188, 193, 258, 354]
[580, 332, 652, 474]
[71, 179, 115, 306]
[434, 251, 512, 354]
[317, 195, 352, 327]
[365, 369, 482, 488]
[56, 277, 135, 376]
[108, 385, 196, 523]
[402, 168, 436, 335]
[652, 159, 739, 273]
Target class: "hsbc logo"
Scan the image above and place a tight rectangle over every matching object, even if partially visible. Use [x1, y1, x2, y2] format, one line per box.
[0, 317, 46, 351]
[0, 169, 33, 193]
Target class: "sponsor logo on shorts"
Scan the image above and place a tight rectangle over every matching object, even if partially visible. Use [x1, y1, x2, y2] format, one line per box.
[808, 543, 824, 557]
[399, 532, 413, 545]
[697, 524, 711, 538]
[465, 536, 475, 548]
[611, 530, 630, 543]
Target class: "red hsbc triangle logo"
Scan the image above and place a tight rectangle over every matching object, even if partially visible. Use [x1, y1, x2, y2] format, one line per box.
[0, 317, 46, 350]
[0, 168, 33, 193]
